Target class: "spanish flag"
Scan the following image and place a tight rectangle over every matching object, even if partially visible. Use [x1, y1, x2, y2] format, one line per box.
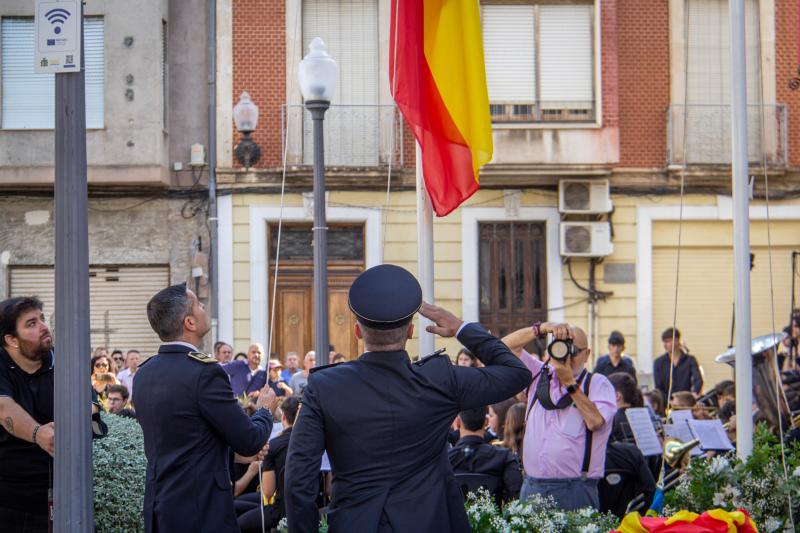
[615, 509, 759, 533]
[390, 0, 493, 217]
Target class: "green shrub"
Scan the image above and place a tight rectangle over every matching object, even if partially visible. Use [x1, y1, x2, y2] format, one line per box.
[93, 413, 146, 533]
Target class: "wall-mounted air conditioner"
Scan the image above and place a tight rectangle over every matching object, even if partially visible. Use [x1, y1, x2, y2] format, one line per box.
[560, 222, 614, 257]
[558, 179, 612, 214]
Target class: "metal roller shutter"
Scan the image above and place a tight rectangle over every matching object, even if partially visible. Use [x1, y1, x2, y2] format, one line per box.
[481, 5, 536, 104]
[652, 246, 795, 388]
[9, 265, 168, 356]
[538, 4, 594, 110]
[1, 17, 104, 129]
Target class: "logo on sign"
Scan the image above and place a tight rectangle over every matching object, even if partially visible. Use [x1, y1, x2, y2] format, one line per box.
[45, 8, 70, 35]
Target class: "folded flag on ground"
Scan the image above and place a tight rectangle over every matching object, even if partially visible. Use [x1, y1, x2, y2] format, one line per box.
[615, 509, 758, 533]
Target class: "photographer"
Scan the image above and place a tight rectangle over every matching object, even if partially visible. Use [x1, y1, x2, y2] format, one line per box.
[502, 322, 617, 511]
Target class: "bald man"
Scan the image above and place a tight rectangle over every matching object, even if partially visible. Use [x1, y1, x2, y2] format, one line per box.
[223, 343, 268, 397]
[502, 323, 617, 511]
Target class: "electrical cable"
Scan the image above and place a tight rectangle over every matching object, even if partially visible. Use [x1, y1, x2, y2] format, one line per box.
[382, 0, 401, 257]
[755, 14, 795, 529]
[658, 0, 691, 489]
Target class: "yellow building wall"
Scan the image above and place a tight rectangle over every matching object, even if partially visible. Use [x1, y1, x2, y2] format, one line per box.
[228, 189, 800, 389]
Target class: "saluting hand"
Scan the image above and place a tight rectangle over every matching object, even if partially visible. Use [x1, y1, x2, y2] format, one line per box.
[419, 302, 463, 338]
[256, 386, 279, 415]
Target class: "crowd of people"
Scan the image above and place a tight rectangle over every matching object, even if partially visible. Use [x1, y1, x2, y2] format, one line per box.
[2, 272, 800, 533]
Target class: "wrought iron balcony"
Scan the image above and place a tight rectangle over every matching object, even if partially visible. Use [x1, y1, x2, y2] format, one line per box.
[667, 104, 787, 167]
[281, 104, 404, 167]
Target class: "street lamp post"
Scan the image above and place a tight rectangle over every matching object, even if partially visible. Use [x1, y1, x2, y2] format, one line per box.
[299, 37, 337, 367]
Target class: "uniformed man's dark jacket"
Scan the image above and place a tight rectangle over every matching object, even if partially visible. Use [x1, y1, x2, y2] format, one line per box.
[284, 323, 532, 533]
[134, 343, 273, 533]
[448, 435, 522, 502]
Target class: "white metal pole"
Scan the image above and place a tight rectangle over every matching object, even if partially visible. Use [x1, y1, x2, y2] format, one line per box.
[729, 0, 754, 459]
[416, 143, 436, 357]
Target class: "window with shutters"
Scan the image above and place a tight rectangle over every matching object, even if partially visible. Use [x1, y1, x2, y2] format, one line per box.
[683, 0, 762, 163]
[1, 17, 104, 129]
[481, 3, 594, 123]
[301, 0, 379, 165]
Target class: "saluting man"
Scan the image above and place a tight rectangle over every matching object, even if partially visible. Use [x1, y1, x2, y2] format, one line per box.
[285, 264, 532, 532]
[135, 283, 278, 533]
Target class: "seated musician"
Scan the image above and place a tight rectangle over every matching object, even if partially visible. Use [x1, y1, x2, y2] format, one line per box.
[448, 406, 522, 503]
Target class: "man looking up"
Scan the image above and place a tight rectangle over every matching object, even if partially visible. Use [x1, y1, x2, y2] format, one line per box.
[135, 283, 278, 533]
[285, 264, 531, 532]
[288, 351, 315, 397]
[224, 343, 267, 397]
[0, 297, 55, 533]
[502, 322, 617, 511]
[214, 341, 233, 364]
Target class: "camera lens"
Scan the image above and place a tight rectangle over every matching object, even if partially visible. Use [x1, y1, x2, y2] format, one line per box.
[548, 339, 571, 361]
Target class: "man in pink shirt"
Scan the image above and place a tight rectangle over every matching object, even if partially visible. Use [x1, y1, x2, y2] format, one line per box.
[502, 322, 617, 511]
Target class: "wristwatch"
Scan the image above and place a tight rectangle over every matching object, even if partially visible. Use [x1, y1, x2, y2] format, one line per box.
[565, 382, 579, 395]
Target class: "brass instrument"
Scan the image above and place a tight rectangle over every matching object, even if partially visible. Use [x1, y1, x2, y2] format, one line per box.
[663, 437, 700, 468]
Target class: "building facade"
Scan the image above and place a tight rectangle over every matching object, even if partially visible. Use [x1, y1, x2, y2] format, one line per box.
[217, 0, 800, 387]
[0, 0, 211, 354]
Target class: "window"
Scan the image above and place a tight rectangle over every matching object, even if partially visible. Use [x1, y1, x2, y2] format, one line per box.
[479, 222, 547, 338]
[481, 3, 594, 123]
[1, 17, 104, 129]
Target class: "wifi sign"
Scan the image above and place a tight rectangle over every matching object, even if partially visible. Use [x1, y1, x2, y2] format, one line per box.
[45, 8, 70, 34]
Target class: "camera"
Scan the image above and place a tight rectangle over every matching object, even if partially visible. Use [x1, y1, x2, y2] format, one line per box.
[547, 338, 578, 363]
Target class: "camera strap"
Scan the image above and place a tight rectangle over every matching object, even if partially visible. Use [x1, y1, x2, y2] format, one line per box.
[525, 367, 595, 476]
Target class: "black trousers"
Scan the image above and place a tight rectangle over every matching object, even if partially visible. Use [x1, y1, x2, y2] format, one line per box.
[237, 504, 279, 533]
[0, 507, 49, 533]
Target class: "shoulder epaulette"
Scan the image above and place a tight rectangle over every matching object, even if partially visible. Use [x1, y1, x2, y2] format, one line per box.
[309, 361, 352, 374]
[413, 348, 448, 366]
[187, 351, 217, 364]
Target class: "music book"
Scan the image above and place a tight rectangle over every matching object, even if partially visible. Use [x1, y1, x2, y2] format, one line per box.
[687, 419, 735, 451]
[624, 407, 663, 456]
[669, 408, 694, 426]
[663, 423, 703, 456]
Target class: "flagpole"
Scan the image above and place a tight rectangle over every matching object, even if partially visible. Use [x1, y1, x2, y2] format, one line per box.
[416, 142, 436, 357]
[729, 0, 753, 459]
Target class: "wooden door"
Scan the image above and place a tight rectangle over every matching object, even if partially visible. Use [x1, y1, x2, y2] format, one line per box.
[478, 222, 548, 338]
[268, 223, 365, 360]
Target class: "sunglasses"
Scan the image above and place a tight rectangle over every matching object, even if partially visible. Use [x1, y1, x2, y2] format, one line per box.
[95, 362, 109, 368]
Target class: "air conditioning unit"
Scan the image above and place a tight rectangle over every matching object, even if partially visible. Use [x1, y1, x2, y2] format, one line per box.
[558, 179, 612, 214]
[560, 222, 614, 257]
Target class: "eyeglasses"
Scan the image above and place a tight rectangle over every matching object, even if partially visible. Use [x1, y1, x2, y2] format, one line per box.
[108, 397, 123, 403]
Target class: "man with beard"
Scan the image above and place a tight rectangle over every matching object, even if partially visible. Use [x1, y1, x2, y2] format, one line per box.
[135, 283, 278, 533]
[0, 297, 56, 533]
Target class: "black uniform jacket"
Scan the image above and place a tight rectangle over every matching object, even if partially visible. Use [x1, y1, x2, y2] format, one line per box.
[134, 343, 273, 533]
[284, 323, 532, 533]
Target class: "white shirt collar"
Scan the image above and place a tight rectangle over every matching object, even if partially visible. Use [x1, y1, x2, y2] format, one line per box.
[162, 341, 200, 352]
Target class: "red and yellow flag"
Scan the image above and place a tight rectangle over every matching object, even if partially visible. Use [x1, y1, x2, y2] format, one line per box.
[390, 0, 493, 217]
[615, 509, 759, 533]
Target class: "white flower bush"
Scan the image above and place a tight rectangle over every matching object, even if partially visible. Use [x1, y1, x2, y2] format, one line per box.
[464, 489, 618, 533]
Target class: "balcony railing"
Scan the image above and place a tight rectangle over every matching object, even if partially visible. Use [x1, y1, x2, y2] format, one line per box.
[490, 101, 596, 123]
[281, 104, 404, 167]
[667, 104, 787, 167]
